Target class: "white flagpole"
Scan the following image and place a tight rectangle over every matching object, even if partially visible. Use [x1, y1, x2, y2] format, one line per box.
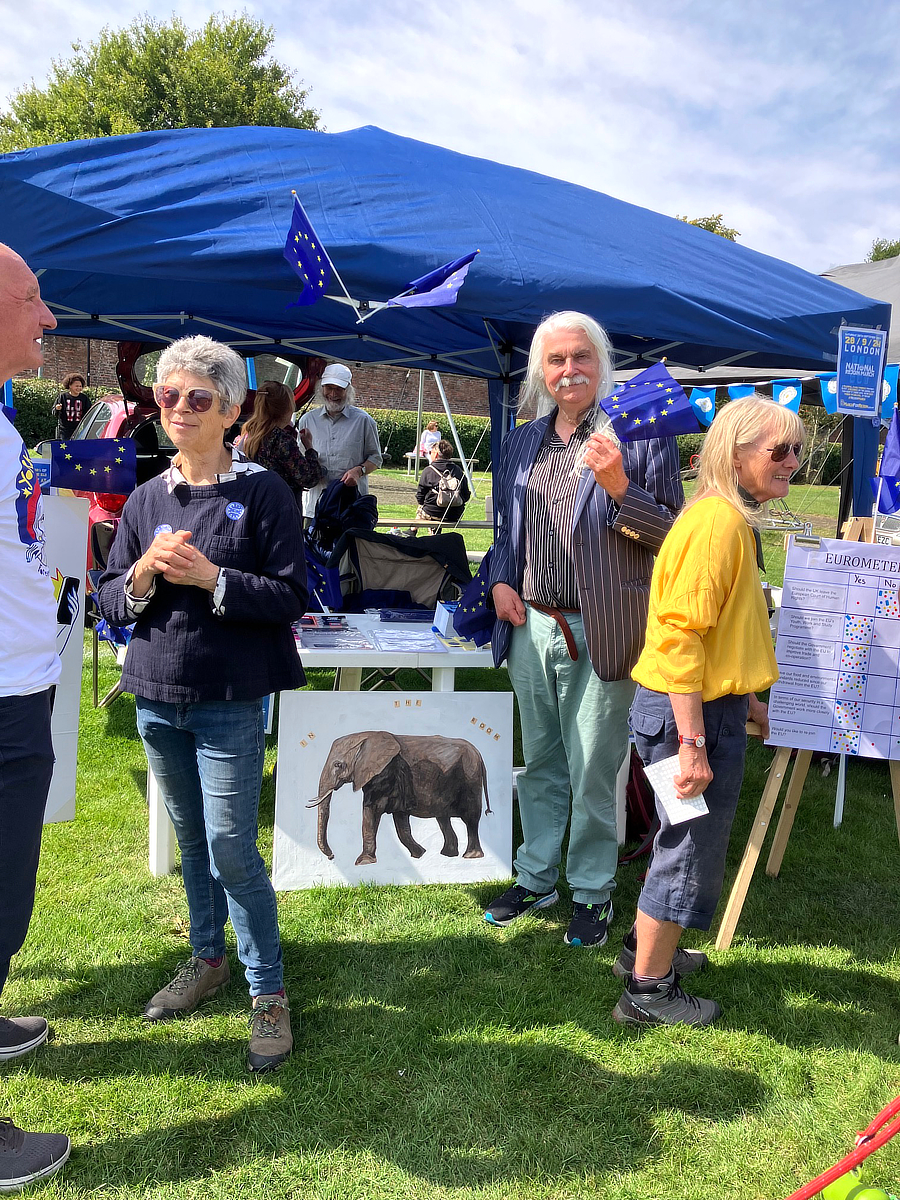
[290, 190, 357, 310]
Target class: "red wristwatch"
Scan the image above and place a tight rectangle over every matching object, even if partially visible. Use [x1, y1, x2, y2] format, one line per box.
[678, 733, 706, 748]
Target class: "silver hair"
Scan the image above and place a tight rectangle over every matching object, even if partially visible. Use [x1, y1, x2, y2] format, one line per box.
[156, 335, 247, 414]
[518, 311, 616, 419]
[313, 380, 357, 407]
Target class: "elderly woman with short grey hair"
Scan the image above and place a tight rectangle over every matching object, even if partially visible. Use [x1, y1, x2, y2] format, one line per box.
[97, 334, 307, 1073]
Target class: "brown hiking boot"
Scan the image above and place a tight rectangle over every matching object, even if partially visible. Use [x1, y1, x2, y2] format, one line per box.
[143, 957, 230, 1022]
[248, 995, 293, 1073]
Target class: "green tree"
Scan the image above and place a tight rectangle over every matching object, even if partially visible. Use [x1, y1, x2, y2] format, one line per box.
[676, 213, 740, 241]
[0, 14, 319, 152]
[867, 237, 900, 262]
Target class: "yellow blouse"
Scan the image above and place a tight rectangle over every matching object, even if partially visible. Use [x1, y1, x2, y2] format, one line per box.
[631, 495, 777, 701]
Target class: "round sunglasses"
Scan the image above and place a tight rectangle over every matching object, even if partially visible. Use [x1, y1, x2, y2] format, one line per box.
[764, 441, 803, 463]
[154, 384, 218, 413]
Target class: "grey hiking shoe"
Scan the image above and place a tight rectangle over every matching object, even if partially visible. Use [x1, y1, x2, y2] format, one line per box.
[613, 972, 721, 1027]
[143, 957, 230, 1022]
[0, 1018, 49, 1062]
[484, 884, 559, 926]
[248, 995, 293, 1073]
[612, 940, 708, 980]
[0, 1118, 70, 1192]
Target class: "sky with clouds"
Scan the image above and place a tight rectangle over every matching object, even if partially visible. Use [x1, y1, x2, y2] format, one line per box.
[1, 0, 897, 275]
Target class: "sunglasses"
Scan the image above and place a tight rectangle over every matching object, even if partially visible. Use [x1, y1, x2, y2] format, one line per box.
[154, 384, 217, 414]
[764, 441, 803, 463]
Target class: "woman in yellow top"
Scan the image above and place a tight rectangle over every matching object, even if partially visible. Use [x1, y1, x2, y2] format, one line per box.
[609, 396, 804, 1027]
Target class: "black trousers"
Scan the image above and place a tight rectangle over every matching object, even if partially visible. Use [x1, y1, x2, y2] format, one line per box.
[0, 689, 54, 998]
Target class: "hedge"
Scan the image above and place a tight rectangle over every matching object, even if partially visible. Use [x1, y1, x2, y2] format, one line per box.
[10, 379, 110, 449]
[366, 408, 492, 469]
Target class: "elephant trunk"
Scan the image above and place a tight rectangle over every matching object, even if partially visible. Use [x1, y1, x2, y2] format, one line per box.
[316, 790, 335, 859]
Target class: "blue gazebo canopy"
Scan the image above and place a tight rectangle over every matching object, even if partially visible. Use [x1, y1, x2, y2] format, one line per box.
[0, 123, 890, 466]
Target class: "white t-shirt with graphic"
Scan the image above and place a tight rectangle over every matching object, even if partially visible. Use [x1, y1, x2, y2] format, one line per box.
[0, 411, 60, 696]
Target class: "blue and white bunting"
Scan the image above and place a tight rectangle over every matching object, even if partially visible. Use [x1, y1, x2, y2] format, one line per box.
[880, 363, 899, 423]
[772, 380, 802, 412]
[818, 373, 838, 414]
[727, 384, 755, 401]
[689, 387, 716, 427]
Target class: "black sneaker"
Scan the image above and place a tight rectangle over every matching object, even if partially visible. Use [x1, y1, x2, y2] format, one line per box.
[0, 1018, 49, 1062]
[564, 900, 613, 947]
[484, 884, 559, 926]
[0, 1118, 70, 1192]
[612, 940, 708, 980]
[612, 972, 721, 1027]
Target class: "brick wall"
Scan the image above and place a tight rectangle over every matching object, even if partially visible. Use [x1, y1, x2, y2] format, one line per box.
[24, 336, 492, 415]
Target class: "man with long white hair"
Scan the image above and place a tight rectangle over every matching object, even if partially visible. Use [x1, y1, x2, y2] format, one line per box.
[484, 311, 683, 948]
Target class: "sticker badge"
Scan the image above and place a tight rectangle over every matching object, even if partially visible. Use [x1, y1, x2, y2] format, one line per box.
[225, 502, 245, 521]
[153, 523, 173, 537]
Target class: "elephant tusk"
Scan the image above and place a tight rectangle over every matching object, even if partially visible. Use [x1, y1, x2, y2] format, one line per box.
[306, 795, 328, 809]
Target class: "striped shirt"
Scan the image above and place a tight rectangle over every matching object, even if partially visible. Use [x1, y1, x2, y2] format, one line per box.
[522, 415, 592, 608]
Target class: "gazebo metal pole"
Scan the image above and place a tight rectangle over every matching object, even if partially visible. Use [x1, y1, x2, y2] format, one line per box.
[433, 371, 477, 498]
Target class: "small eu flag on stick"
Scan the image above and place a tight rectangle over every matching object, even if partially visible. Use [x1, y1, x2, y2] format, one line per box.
[599, 362, 700, 442]
[388, 251, 479, 309]
[283, 194, 333, 306]
[50, 439, 137, 493]
[872, 408, 900, 514]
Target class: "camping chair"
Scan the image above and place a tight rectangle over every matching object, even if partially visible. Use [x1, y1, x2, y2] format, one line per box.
[324, 528, 472, 689]
[305, 479, 379, 612]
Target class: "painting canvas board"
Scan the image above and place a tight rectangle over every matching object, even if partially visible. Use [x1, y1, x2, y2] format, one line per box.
[273, 691, 513, 889]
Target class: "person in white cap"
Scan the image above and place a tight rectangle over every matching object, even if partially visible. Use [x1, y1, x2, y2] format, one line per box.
[296, 363, 382, 518]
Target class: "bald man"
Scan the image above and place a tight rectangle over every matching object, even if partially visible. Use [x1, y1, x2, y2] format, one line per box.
[0, 244, 70, 1190]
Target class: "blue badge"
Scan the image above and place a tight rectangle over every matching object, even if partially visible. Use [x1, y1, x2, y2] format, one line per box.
[153, 523, 173, 537]
[225, 502, 245, 521]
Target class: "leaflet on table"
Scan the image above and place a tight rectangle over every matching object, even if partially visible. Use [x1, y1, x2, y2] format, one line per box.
[371, 629, 448, 653]
[767, 537, 900, 759]
[294, 627, 376, 650]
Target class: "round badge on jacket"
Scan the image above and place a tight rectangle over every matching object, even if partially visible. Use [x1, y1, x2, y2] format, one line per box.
[225, 502, 245, 521]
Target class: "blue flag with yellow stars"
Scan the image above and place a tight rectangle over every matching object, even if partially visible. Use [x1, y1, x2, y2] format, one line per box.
[599, 362, 700, 442]
[50, 438, 137, 492]
[452, 548, 495, 646]
[283, 195, 332, 306]
[388, 251, 479, 309]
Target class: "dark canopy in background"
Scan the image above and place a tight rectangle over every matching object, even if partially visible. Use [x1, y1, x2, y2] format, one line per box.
[0, 124, 890, 469]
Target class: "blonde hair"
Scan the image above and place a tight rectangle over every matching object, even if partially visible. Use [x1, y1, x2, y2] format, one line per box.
[688, 394, 806, 526]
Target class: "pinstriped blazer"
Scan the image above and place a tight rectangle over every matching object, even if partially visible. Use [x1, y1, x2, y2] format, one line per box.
[489, 412, 683, 681]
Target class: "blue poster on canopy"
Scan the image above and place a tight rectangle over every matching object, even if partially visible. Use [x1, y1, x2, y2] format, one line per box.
[836, 326, 888, 417]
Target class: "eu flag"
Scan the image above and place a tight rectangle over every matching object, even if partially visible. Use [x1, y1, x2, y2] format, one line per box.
[872, 409, 900, 514]
[388, 251, 478, 309]
[50, 439, 137, 492]
[283, 195, 332, 306]
[600, 363, 700, 442]
[452, 548, 495, 646]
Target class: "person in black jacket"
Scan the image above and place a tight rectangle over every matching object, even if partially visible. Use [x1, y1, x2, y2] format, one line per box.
[52, 373, 86, 438]
[415, 440, 470, 530]
[97, 335, 307, 1074]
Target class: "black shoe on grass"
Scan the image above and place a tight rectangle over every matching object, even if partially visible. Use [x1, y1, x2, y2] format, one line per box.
[564, 900, 613, 947]
[484, 884, 559, 926]
[613, 971, 721, 1027]
[0, 1118, 70, 1192]
[0, 1018, 49, 1062]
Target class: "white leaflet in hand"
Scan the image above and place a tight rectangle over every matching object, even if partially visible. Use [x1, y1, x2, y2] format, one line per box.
[641, 753, 709, 825]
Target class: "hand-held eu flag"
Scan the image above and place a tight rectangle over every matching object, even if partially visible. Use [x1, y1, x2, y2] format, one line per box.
[452, 547, 495, 646]
[872, 408, 900, 514]
[599, 362, 700, 441]
[50, 439, 136, 493]
[283, 195, 332, 306]
[387, 251, 479, 309]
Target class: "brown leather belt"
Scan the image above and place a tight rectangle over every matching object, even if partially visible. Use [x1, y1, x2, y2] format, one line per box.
[528, 602, 580, 660]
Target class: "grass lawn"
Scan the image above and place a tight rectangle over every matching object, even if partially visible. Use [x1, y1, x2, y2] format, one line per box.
[8, 480, 900, 1199]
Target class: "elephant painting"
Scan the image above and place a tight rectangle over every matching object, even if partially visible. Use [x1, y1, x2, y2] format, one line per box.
[308, 732, 492, 866]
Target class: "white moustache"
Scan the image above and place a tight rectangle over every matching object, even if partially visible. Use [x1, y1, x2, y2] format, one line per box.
[555, 374, 591, 391]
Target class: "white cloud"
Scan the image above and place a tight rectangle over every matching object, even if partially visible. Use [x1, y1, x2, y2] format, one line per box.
[1, 0, 898, 272]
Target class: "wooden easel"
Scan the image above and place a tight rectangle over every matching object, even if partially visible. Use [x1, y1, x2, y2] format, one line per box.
[715, 516, 900, 949]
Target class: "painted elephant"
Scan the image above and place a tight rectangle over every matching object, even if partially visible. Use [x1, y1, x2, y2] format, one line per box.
[308, 731, 492, 866]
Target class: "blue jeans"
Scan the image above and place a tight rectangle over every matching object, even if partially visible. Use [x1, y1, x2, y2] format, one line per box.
[630, 685, 749, 931]
[135, 698, 282, 996]
[507, 607, 633, 905]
